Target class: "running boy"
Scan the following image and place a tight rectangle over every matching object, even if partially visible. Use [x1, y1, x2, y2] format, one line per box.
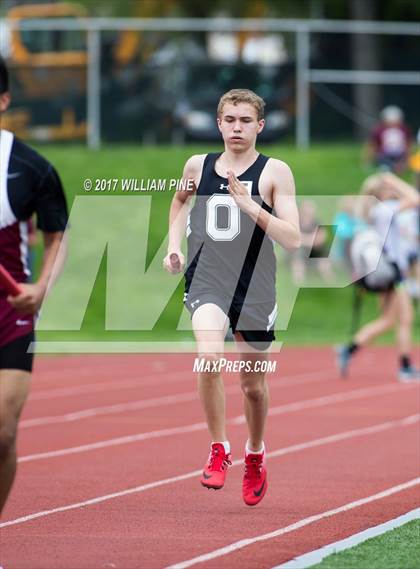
[164, 89, 300, 505]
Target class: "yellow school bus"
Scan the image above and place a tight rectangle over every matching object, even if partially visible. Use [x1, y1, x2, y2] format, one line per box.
[3, 3, 88, 140]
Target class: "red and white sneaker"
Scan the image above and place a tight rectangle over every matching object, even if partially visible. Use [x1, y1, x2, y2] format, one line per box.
[200, 443, 232, 490]
[242, 451, 267, 506]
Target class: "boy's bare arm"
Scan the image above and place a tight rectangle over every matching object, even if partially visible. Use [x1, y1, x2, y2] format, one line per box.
[227, 159, 301, 251]
[7, 231, 65, 314]
[383, 173, 419, 211]
[164, 155, 203, 274]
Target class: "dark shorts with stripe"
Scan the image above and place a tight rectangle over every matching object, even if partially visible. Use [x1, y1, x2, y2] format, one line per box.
[0, 332, 35, 372]
[0, 295, 34, 345]
[0, 295, 35, 372]
[184, 289, 276, 351]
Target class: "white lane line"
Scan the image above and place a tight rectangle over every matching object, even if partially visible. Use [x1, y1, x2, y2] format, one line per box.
[19, 421, 208, 463]
[19, 383, 418, 463]
[165, 479, 420, 569]
[31, 359, 172, 382]
[21, 376, 409, 429]
[21, 411, 418, 465]
[29, 368, 331, 402]
[22, 391, 201, 427]
[29, 368, 332, 401]
[267, 382, 410, 419]
[231, 383, 413, 425]
[273, 508, 420, 568]
[21, 369, 338, 428]
[5, 413, 418, 527]
[29, 370, 190, 401]
[31, 363, 156, 385]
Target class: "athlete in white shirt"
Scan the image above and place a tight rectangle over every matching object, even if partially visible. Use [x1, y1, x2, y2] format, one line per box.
[337, 172, 419, 382]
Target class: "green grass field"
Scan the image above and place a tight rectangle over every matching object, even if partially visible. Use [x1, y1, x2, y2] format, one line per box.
[312, 519, 420, 569]
[32, 142, 418, 346]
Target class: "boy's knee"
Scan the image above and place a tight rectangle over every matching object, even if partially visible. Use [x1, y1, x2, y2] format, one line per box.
[197, 353, 223, 377]
[240, 374, 266, 402]
[0, 428, 16, 461]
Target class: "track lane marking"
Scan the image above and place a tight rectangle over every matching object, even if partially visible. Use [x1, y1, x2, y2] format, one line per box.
[272, 507, 420, 568]
[22, 369, 337, 427]
[29, 370, 192, 400]
[21, 377, 411, 429]
[29, 368, 333, 401]
[3, 413, 418, 528]
[165, 479, 420, 569]
[19, 383, 418, 463]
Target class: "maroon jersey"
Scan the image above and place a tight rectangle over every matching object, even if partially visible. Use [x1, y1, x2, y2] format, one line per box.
[371, 123, 411, 158]
[0, 129, 68, 347]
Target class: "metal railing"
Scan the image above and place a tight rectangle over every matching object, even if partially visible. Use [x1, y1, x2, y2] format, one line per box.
[2, 17, 420, 148]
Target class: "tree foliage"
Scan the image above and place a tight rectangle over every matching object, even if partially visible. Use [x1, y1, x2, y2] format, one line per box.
[66, 0, 420, 20]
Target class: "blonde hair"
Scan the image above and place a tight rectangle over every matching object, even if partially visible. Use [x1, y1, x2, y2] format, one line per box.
[359, 174, 385, 220]
[217, 89, 265, 120]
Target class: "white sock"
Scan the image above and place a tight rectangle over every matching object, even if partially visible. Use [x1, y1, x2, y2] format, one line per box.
[212, 441, 230, 454]
[245, 441, 265, 456]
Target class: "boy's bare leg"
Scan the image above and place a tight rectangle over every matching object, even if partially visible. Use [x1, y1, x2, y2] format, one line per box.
[192, 303, 229, 442]
[0, 370, 31, 514]
[354, 291, 398, 346]
[235, 335, 269, 451]
[395, 286, 414, 355]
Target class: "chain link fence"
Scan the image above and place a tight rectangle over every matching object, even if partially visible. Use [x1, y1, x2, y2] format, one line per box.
[1, 17, 419, 147]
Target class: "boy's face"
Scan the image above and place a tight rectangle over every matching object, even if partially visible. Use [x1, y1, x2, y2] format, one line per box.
[0, 91, 11, 114]
[217, 102, 264, 151]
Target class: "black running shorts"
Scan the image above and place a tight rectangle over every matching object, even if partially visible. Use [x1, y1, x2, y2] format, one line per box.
[0, 332, 35, 372]
[184, 290, 276, 351]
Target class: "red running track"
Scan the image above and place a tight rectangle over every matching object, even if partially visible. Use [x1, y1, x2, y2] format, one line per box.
[1, 347, 419, 569]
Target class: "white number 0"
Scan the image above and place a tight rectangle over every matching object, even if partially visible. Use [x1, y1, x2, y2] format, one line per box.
[206, 183, 252, 242]
[206, 195, 239, 241]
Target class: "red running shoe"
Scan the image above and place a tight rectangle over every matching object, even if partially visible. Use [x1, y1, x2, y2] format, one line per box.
[242, 452, 267, 506]
[200, 443, 232, 490]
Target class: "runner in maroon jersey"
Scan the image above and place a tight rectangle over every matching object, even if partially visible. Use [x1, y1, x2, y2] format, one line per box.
[366, 106, 412, 173]
[0, 56, 68, 514]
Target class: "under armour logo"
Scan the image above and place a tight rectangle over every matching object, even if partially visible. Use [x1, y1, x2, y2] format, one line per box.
[191, 299, 200, 308]
[220, 181, 253, 193]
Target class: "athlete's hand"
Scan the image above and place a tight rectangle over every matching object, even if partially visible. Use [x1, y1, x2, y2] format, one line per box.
[163, 251, 185, 274]
[7, 282, 46, 314]
[227, 170, 259, 216]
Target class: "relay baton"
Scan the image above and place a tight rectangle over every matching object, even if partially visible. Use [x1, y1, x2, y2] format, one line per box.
[0, 264, 22, 296]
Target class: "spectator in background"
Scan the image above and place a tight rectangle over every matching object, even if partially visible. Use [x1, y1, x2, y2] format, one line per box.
[331, 196, 364, 269]
[336, 172, 419, 382]
[365, 106, 412, 173]
[397, 204, 419, 300]
[408, 127, 420, 190]
[405, 126, 420, 300]
[291, 200, 333, 284]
